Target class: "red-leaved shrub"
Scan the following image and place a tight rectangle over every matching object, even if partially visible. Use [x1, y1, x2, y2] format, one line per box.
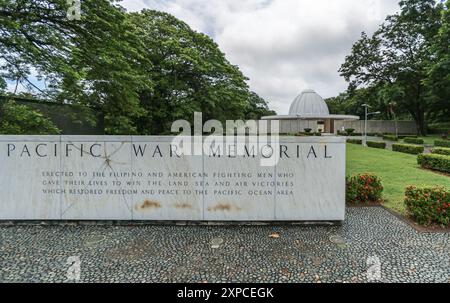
[346, 174, 383, 205]
[404, 186, 450, 226]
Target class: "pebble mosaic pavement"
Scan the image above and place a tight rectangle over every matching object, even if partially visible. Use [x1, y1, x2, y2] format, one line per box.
[0, 207, 449, 283]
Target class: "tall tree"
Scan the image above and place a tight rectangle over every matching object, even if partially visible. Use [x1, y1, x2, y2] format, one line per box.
[426, 0, 450, 123]
[128, 10, 252, 134]
[244, 92, 276, 120]
[1, 3, 273, 135]
[339, 0, 443, 134]
[0, 0, 152, 134]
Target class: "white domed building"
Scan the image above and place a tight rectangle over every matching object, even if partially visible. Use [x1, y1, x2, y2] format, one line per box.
[262, 89, 359, 134]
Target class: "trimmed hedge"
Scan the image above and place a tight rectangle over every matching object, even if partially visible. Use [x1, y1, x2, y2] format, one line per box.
[392, 144, 424, 155]
[346, 174, 383, 205]
[435, 140, 450, 148]
[404, 138, 424, 145]
[398, 135, 418, 139]
[366, 141, 386, 149]
[347, 139, 362, 145]
[417, 153, 450, 173]
[383, 135, 398, 141]
[347, 132, 363, 136]
[345, 128, 355, 134]
[431, 147, 450, 156]
[404, 186, 450, 226]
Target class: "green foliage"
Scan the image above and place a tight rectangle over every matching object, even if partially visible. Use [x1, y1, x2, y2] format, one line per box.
[0, 78, 6, 92]
[0, 3, 272, 135]
[404, 186, 450, 226]
[346, 173, 384, 205]
[346, 128, 355, 134]
[128, 10, 255, 134]
[398, 135, 418, 139]
[347, 139, 362, 145]
[0, 0, 151, 134]
[339, 0, 444, 135]
[347, 132, 363, 136]
[431, 147, 450, 156]
[0, 100, 60, 134]
[392, 143, 424, 155]
[427, 122, 450, 135]
[347, 143, 450, 213]
[383, 135, 398, 141]
[435, 140, 450, 148]
[244, 92, 276, 120]
[425, 1, 450, 123]
[404, 138, 424, 145]
[366, 141, 386, 149]
[418, 153, 450, 173]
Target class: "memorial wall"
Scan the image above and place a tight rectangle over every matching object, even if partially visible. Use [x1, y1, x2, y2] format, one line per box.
[0, 136, 346, 221]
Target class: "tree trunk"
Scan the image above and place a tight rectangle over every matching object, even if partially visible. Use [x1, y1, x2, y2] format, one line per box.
[415, 83, 426, 136]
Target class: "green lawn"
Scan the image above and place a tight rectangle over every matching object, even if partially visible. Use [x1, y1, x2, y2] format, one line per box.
[415, 136, 441, 146]
[346, 143, 450, 214]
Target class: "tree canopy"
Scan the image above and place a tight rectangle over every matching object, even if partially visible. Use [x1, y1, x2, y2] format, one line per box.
[0, 0, 275, 135]
[339, 0, 449, 135]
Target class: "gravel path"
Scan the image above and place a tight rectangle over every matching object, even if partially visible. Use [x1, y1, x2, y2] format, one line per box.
[0, 207, 449, 283]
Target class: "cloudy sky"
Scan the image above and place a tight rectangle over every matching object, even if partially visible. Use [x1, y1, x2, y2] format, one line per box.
[120, 0, 401, 114]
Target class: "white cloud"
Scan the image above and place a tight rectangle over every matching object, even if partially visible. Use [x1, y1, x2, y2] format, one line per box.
[120, 0, 400, 114]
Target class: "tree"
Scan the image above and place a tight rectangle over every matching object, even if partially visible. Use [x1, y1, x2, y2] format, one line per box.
[0, 0, 152, 134]
[1, 3, 273, 135]
[0, 99, 60, 134]
[0, 78, 5, 92]
[128, 10, 253, 134]
[426, 0, 450, 123]
[244, 92, 276, 120]
[339, 0, 444, 135]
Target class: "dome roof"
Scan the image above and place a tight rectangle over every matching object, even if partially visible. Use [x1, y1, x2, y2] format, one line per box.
[289, 89, 330, 117]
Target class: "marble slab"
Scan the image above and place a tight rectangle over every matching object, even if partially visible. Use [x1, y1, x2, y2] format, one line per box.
[0, 135, 346, 221]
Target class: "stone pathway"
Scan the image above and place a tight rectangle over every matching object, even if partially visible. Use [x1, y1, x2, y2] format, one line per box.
[0, 207, 449, 283]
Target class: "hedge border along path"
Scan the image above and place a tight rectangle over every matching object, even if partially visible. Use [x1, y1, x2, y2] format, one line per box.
[431, 147, 450, 156]
[404, 138, 424, 145]
[383, 135, 398, 141]
[366, 141, 386, 149]
[347, 139, 362, 145]
[418, 153, 450, 174]
[435, 140, 450, 148]
[392, 143, 424, 155]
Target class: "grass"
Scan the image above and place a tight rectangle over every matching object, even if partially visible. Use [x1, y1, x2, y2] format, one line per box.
[415, 135, 442, 146]
[346, 143, 450, 214]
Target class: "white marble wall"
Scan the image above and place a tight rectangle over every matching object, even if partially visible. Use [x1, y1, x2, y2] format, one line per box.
[0, 136, 346, 221]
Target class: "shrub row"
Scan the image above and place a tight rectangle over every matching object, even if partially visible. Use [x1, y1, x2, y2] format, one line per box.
[337, 129, 364, 136]
[366, 141, 386, 149]
[435, 140, 450, 148]
[431, 147, 450, 156]
[404, 138, 424, 145]
[296, 132, 322, 137]
[383, 135, 398, 141]
[417, 153, 450, 174]
[404, 186, 450, 227]
[347, 139, 362, 145]
[348, 132, 363, 137]
[346, 174, 383, 205]
[392, 144, 424, 155]
[398, 135, 418, 139]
